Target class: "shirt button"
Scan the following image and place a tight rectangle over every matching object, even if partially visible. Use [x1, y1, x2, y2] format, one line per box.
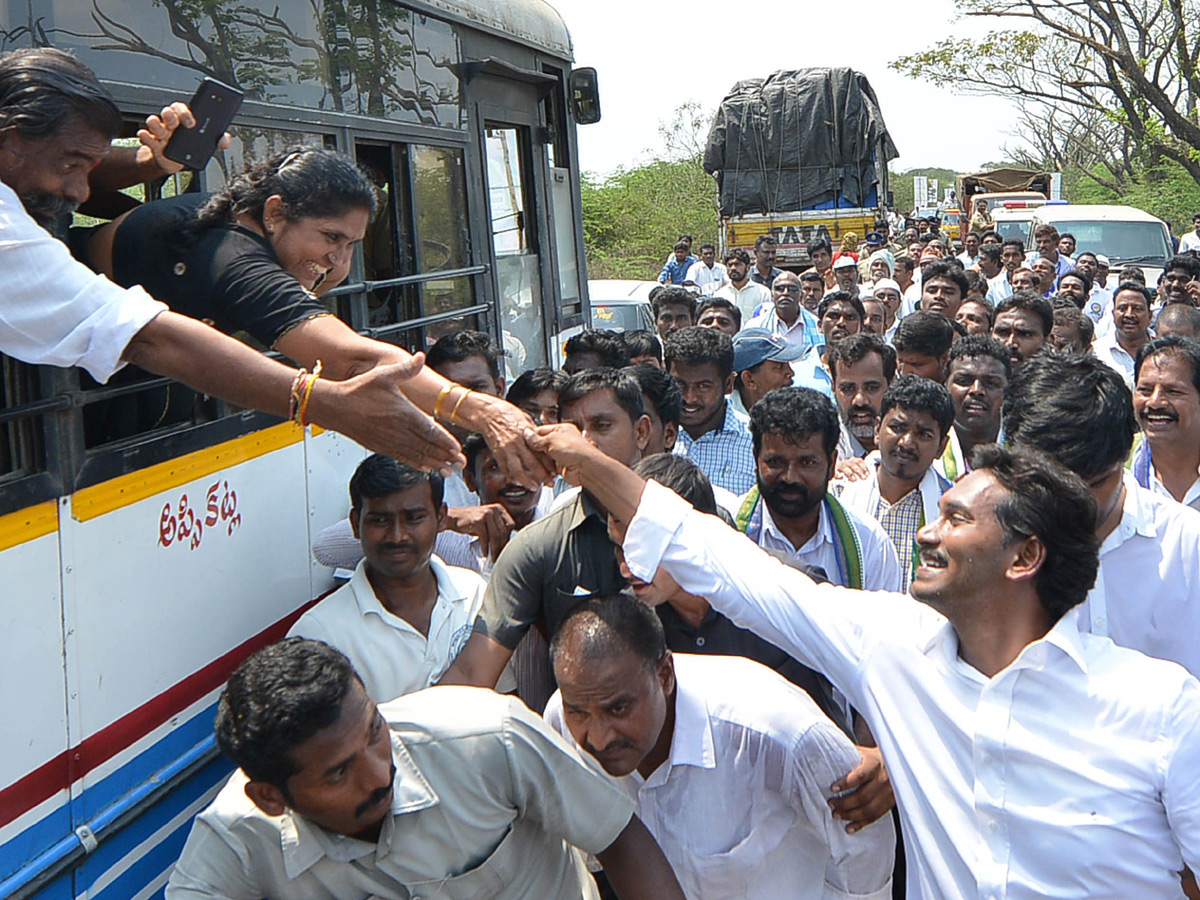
[1095, 617, 1106, 628]
[987, 821, 998, 833]
[173, 261, 187, 276]
[695, 636, 706, 647]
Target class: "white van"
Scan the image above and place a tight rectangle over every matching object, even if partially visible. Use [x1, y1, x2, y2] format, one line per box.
[1029, 204, 1174, 287]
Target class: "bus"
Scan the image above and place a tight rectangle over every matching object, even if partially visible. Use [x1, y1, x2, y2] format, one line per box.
[0, 1, 597, 897]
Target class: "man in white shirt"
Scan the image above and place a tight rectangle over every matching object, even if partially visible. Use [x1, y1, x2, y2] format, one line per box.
[528, 426, 1200, 900]
[544, 594, 894, 900]
[1074, 252, 1113, 324]
[1094, 283, 1155, 390]
[956, 231, 981, 268]
[745, 271, 823, 352]
[0, 47, 466, 475]
[736, 387, 902, 591]
[167, 638, 684, 899]
[1004, 351, 1200, 679]
[1129, 336, 1200, 511]
[1179, 213, 1200, 254]
[836, 376, 953, 591]
[290, 455, 519, 700]
[713, 248, 771, 323]
[684, 242, 728, 295]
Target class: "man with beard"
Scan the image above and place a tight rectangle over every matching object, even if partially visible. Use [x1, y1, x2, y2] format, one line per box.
[544, 593, 895, 900]
[1055, 270, 1092, 309]
[832, 255, 863, 298]
[894, 312, 954, 384]
[0, 49, 468, 474]
[527, 423, 1200, 900]
[835, 377, 954, 591]
[1074, 252, 1113, 323]
[1094, 283, 1155, 389]
[289, 456, 516, 699]
[747, 271, 823, 352]
[733, 387, 901, 591]
[799, 270, 826, 313]
[666, 326, 756, 494]
[1003, 351, 1200, 684]
[818, 292, 865, 349]
[828, 334, 896, 460]
[714, 248, 772, 322]
[935, 336, 1011, 481]
[1049, 303, 1095, 354]
[991, 292, 1052, 372]
[1130, 336, 1200, 512]
[918, 261, 967, 319]
[168, 639, 683, 899]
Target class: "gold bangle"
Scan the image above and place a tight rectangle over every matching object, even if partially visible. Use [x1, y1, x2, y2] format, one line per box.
[298, 360, 322, 427]
[433, 383, 456, 421]
[449, 389, 471, 426]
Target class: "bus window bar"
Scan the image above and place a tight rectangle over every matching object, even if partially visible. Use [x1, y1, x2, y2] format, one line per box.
[322, 264, 488, 299]
[363, 303, 492, 340]
[0, 394, 71, 425]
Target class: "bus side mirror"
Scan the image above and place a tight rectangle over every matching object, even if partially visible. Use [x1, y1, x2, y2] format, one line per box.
[570, 67, 601, 125]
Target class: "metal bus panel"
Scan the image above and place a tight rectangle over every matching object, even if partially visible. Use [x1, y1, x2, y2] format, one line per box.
[0, 518, 68, 885]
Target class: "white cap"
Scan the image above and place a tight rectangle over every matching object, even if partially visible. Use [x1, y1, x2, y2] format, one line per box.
[1096, 254, 1110, 266]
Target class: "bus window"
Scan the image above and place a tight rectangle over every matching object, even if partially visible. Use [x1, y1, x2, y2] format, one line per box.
[0, 358, 45, 483]
[485, 126, 545, 377]
[412, 145, 477, 345]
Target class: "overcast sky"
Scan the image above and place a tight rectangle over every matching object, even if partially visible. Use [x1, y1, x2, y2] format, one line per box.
[547, 0, 1024, 178]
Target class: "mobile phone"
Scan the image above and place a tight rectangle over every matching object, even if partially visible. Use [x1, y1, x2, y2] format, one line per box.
[163, 77, 243, 170]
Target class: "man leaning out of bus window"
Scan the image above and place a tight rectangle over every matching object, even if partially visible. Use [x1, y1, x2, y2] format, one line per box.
[166, 638, 685, 900]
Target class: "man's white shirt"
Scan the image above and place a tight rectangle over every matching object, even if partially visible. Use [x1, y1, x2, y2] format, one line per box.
[1179, 230, 1200, 253]
[0, 178, 166, 381]
[685, 260, 729, 294]
[1092, 330, 1140, 390]
[1080, 473, 1200, 678]
[623, 480, 1200, 900]
[545, 654, 894, 900]
[714, 280, 772, 322]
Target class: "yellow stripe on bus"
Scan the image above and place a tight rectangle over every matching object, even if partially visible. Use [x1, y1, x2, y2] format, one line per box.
[72, 422, 306, 522]
[0, 500, 59, 552]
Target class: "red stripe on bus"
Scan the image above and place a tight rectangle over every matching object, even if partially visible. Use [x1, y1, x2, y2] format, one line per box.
[0, 594, 326, 831]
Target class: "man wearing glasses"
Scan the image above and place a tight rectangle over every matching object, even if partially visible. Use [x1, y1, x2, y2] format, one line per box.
[746, 271, 823, 353]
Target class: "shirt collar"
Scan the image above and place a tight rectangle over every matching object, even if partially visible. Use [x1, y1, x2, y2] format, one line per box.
[918, 606, 1089, 676]
[348, 555, 466, 623]
[279, 730, 439, 879]
[1102, 473, 1159, 551]
[761, 497, 833, 555]
[644, 672, 716, 787]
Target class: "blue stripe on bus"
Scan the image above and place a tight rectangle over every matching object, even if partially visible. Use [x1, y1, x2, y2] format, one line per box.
[0, 806, 71, 883]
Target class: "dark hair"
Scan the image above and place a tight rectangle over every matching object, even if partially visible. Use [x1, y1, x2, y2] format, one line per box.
[623, 364, 682, 426]
[673, 240, 689, 252]
[699, 242, 716, 253]
[724, 247, 752, 267]
[749, 387, 840, 458]
[559, 367, 645, 424]
[564, 329, 631, 369]
[349, 453, 444, 511]
[1075, 251, 1098, 265]
[633, 453, 717, 515]
[1000, 239, 1025, 256]
[827, 332, 897, 383]
[1032, 223, 1060, 242]
[755, 233, 777, 250]
[550, 592, 667, 670]
[426, 330, 503, 381]
[951, 319, 970, 339]
[807, 236, 833, 258]
[461, 432, 492, 475]
[980, 229, 1002, 244]
[995, 290, 1054, 337]
[968, 444, 1099, 621]
[799, 269, 824, 285]
[817, 290, 866, 323]
[1051, 304, 1095, 349]
[1057, 267, 1093, 299]
[979, 244, 1002, 265]
[679, 234, 693, 244]
[506, 366, 567, 408]
[195, 147, 377, 231]
[1154, 303, 1200, 337]
[0, 48, 121, 141]
[1002, 353, 1136, 479]
[920, 260, 969, 300]
[621, 330, 662, 362]
[895, 310, 954, 358]
[1117, 266, 1146, 286]
[1164, 253, 1200, 280]
[664, 326, 734, 381]
[1059, 231, 1075, 243]
[948, 334, 1012, 379]
[894, 255, 915, 275]
[959, 295, 996, 328]
[1135, 334, 1200, 393]
[214, 638, 361, 793]
[651, 286, 697, 322]
[696, 297, 742, 331]
[964, 270, 989, 297]
[1112, 281, 1154, 310]
[880, 374, 955, 437]
[964, 231, 982, 242]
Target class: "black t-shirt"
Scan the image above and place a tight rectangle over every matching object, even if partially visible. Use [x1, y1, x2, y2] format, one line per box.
[110, 193, 328, 347]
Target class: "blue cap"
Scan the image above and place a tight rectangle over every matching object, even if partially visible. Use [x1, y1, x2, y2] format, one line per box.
[865, 231, 885, 244]
[732, 328, 805, 372]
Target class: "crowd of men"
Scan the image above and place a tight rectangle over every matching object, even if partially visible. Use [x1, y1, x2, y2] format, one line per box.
[4, 45, 1200, 900]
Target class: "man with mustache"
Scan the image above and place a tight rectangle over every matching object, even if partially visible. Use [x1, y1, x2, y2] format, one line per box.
[543, 593, 895, 900]
[735, 387, 901, 591]
[894, 312, 954, 384]
[168, 639, 684, 899]
[1129, 336, 1200, 512]
[991, 292, 1052, 372]
[835, 377, 954, 591]
[290, 455, 517, 700]
[828, 333, 896, 460]
[1094, 283, 1155, 390]
[935, 336, 1011, 481]
[918, 261, 968, 319]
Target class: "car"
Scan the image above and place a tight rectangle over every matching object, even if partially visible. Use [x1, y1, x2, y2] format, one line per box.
[1029, 204, 1173, 286]
[587, 279, 658, 333]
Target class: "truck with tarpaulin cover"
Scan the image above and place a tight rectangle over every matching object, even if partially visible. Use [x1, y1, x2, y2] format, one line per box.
[704, 68, 898, 270]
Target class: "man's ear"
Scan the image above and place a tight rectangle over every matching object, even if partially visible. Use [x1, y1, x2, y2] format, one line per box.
[1006, 533, 1046, 587]
[349, 508, 362, 540]
[634, 413, 652, 452]
[663, 421, 679, 453]
[722, 373, 736, 395]
[936, 433, 950, 459]
[436, 502, 448, 532]
[657, 650, 675, 697]
[245, 780, 288, 817]
[462, 460, 478, 494]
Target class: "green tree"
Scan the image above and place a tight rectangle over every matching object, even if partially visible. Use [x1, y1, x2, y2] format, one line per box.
[890, 166, 961, 213]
